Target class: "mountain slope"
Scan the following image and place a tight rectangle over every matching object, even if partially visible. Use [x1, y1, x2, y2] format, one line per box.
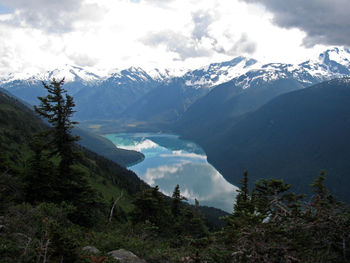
[0, 89, 143, 201]
[73, 67, 163, 120]
[205, 78, 350, 201]
[122, 78, 208, 124]
[176, 78, 306, 141]
[73, 127, 144, 167]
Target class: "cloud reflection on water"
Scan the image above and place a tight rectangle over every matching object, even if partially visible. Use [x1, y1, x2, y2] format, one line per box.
[159, 150, 207, 160]
[105, 133, 239, 213]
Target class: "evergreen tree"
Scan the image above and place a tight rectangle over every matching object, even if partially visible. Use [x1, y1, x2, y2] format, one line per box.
[233, 170, 255, 216]
[171, 184, 187, 218]
[32, 78, 104, 226]
[34, 78, 79, 181]
[24, 138, 59, 203]
[131, 185, 167, 226]
[180, 202, 208, 238]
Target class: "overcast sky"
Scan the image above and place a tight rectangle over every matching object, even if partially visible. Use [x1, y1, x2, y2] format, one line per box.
[0, 0, 348, 76]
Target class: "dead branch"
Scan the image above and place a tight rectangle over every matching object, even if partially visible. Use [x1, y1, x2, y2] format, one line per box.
[109, 191, 124, 223]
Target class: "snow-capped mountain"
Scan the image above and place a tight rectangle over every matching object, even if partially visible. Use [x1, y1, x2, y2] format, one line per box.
[183, 56, 260, 89]
[0, 64, 103, 86]
[231, 47, 350, 89]
[1, 47, 350, 123]
[176, 47, 350, 142]
[2, 47, 349, 91]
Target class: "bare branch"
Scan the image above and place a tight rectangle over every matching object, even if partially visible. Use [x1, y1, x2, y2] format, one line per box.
[109, 191, 124, 223]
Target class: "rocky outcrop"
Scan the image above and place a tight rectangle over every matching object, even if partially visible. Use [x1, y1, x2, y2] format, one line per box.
[108, 249, 147, 263]
[82, 246, 100, 254]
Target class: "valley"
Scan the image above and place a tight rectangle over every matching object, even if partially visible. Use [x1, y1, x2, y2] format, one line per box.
[2, 47, 350, 206]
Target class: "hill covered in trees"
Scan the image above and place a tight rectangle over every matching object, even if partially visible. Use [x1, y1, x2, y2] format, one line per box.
[200, 78, 350, 202]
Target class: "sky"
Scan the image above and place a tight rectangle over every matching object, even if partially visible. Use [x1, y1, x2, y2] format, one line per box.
[0, 0, 349, 76]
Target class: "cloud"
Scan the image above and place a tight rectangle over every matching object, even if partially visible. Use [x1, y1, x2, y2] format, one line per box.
[0, 0, 104, 33]
[215, 32, 256, 55]
[142, 30, 213, 60]
[240, 0, 350, 47]
[68, 53, 99, 67]
[142, 8, 257, 60]
[191, 10, 213, 41]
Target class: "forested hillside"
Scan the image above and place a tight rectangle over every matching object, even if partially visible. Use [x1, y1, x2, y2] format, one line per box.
[204, 78, 350, 202]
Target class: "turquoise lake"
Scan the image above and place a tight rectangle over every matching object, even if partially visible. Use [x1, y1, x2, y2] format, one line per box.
[104, 133, 238, 213]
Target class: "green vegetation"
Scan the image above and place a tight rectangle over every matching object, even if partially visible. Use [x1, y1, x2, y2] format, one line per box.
[1, 80, 350, 262]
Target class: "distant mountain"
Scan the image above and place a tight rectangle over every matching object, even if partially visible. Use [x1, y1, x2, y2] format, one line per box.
[182, 56, 259, 88]
[73, 67, 165, 120]
[119, 57, 261, 124]
[1, 47, 350, 128]
[0, 65, 103, 104]
[121, 78, 208, 124]
[176, 47, 350, 141]
[119, 47, 350, 127]
[0, 66, 171, 121]
[204, 78, 350, 202]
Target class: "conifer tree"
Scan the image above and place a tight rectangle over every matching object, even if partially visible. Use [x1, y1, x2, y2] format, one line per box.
[24, 138, 59, 203]
[233, 170, 254, 216]
[131, 185, 166, 226]
[171, 184, 187, 218]
[32, 78, 103, 226]
[34, 78, 79, 181]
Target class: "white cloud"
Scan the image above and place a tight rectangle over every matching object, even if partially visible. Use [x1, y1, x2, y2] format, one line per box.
[0, 0, 337, 75]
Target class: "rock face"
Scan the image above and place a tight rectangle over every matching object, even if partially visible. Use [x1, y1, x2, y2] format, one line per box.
[108, 249, 147, 263]
[82, 246, 100, 254]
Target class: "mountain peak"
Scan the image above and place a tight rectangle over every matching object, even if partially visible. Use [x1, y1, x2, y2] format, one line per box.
[318, 47, 350, 67]
[183, 56, 261, 89]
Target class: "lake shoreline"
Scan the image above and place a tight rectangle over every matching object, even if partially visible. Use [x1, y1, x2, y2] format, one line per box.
[104, 132, 239, 213]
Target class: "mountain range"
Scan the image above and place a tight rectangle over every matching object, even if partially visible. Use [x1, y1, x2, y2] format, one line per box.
[2, 47, 350, 201]
[2, 47, 350, 126]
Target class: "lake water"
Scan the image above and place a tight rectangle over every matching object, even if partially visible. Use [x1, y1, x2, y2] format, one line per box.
[104, 133, 238, 213]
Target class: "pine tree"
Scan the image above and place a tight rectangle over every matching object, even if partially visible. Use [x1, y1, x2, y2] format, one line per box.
[171, 184, 186, 218]
[131, 185, 167, 226]
[32, 78, 103, 226]
[24, 138, 59, 203]
[233, 170, 254, 216]
[34, 78, 79, 181]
